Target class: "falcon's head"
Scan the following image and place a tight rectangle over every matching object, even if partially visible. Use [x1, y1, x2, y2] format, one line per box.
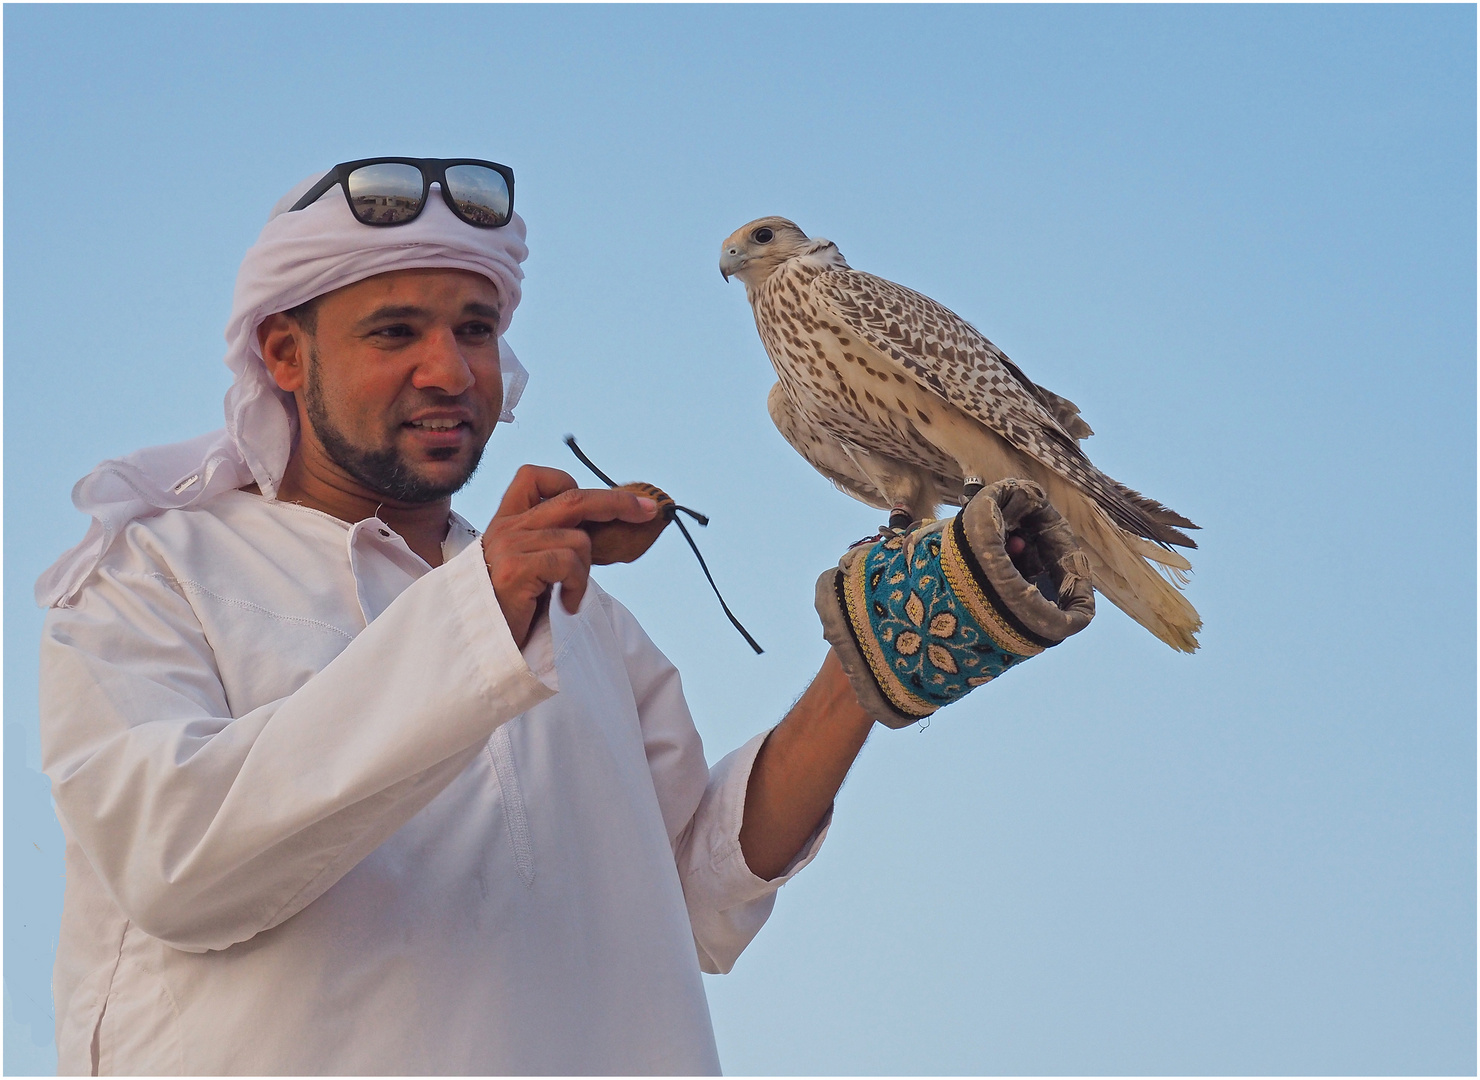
[720, 217, 843, 294]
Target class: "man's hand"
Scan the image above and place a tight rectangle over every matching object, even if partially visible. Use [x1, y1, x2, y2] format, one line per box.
[483, 465, 658, 647]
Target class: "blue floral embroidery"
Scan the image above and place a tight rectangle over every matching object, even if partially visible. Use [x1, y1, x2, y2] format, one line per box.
[856, 529, 1031, 710]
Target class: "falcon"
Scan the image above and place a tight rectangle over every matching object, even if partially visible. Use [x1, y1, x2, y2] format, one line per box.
[720, 216, 1202, 652]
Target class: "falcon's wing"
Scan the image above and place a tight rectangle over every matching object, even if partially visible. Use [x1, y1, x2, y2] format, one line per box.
[814, 269, 1082, 459]
[812, 269, 1195, 547]
[1036, 386, 1093, 442]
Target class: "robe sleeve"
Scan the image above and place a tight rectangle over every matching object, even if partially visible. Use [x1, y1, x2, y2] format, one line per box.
[41, 536, 557, 954]
[595, 592, 831, 975]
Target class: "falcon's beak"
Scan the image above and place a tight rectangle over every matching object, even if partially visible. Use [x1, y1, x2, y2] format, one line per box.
[719, 248, 746, 282]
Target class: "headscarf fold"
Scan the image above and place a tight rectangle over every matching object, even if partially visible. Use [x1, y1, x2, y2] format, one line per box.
[36, 171, 530, 608]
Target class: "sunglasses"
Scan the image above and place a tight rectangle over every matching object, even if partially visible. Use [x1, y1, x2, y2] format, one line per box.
[289, 157, 515, 228]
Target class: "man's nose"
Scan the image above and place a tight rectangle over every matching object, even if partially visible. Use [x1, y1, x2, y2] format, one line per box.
[412, 328, 475, 395]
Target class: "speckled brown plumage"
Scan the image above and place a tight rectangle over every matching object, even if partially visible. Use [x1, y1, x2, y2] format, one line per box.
[721, 216, 1203, 651]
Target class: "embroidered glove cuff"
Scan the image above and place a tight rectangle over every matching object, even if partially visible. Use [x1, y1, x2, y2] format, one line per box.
[816, 478, 1095, 729]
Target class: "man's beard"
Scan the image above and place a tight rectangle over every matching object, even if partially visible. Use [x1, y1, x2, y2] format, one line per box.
[303, 348, 486, 504]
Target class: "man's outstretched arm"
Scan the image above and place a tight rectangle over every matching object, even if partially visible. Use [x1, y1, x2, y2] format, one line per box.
[739, 649, 873, 881]
[739, 479, 1099, 881]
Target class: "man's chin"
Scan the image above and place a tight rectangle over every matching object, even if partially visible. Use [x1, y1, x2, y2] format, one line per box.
[399, 428, 488, 477]
[376, 462, 477, 503]
[330, 448, 484, 505]
[420, 441, 486, 477]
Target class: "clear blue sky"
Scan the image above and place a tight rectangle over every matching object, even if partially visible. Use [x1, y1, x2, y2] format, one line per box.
[5, 4, 1474, 1075]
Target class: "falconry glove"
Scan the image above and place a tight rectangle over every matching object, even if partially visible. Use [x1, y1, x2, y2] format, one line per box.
[817, 478, 1096, 729]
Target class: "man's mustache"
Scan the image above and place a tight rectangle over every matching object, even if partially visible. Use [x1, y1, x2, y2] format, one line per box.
[390, 392, 486, 424]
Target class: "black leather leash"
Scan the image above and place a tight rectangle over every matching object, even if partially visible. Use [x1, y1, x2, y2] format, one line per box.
[564, 436, 763, 655]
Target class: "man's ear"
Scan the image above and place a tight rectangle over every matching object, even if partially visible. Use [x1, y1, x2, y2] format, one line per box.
[258, 313, 309, 393]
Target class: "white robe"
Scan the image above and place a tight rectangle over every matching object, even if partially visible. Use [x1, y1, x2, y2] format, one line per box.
[40, 490, 826, 1075]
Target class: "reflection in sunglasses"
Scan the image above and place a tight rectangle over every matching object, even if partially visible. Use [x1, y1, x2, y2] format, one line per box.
[351, 194, 424, 225]
[446, 166, 510, 225]
[450, 198, 505, 226]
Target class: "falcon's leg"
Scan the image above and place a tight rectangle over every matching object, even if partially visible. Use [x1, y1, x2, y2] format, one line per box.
[838, 445, 941, 527]
[910, 404, 1028, 500]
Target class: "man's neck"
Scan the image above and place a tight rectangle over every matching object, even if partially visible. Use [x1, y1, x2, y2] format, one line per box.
[273, 452, 454, 568]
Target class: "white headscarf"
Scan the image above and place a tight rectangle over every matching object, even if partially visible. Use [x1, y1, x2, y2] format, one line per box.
[36, 170, 531, 608]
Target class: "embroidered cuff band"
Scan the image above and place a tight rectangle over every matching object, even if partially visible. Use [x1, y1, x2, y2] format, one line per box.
[816, 478, 1096, 729]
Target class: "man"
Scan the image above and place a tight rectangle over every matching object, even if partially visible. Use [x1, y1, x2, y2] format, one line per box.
[38, 158, 1090, 1074]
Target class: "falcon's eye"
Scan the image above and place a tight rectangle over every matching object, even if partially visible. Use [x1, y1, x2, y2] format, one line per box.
[752, 227, 775, 244]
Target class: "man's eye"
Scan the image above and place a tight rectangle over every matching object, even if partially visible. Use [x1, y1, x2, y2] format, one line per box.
[371, 324, 415, 339]
[458, 322, 495, 340]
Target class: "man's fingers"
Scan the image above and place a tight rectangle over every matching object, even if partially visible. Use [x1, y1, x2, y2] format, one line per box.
[521, 547, 588, 615]
[497, 527, 593, 561]
[533, 546, 583, 586]
[518, 487, 658, 529]
[494, 465, 580, 518]
[491, 467, 657, 529]
[488, 546, 585, 614]
[560, 575, 587, 614]
[487, 540, 588, 589]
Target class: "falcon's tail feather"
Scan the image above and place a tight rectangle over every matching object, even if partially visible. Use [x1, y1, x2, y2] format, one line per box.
[1038, 472, 1202, 652]
[1125, 534, 1192, 576]
[1101, 478, 1199, 549]
[1151, 559, 1192, 588]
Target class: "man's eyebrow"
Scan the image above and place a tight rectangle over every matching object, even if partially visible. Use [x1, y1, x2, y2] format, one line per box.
[354, 305, 430, 328]
[353, 302, 501, 330]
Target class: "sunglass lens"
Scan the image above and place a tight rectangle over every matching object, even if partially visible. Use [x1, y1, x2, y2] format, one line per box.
[346, 163, 425, 224]
[444, 165, 511, 227]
